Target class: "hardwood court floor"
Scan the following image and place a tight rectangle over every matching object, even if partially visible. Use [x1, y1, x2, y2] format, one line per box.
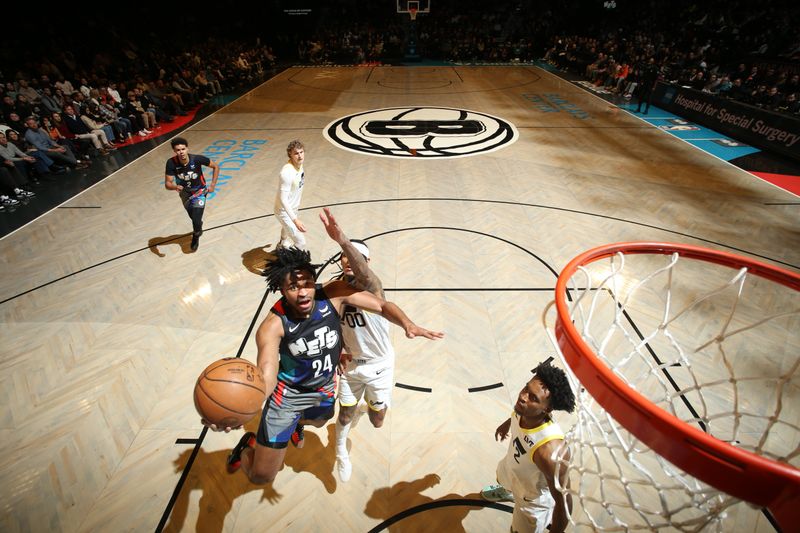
[1, 66, 797, 532]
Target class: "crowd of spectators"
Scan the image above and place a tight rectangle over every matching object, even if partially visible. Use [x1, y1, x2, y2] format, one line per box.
[1, 1, 797, 210]
[281, 1, 798, 117]
[0, 35, 276, 209]
[540, 1, 799, 116]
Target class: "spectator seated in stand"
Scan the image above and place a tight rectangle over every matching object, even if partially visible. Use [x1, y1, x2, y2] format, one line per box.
[59, 106, 112, 156]
[123, 91, 154, 137]
[29, 115, 88, 169]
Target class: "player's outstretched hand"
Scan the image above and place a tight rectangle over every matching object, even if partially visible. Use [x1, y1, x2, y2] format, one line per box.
[495, 418, 511, 441]
[202, 418, 241, 433]
[319, 207, 346, 244]
[404, 324, 445, 340]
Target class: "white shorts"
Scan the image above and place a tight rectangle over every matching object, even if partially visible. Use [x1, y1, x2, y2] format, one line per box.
[338, 359, 393, 411]
[511, 493, 555, 533]
[276, 210, 306, 249]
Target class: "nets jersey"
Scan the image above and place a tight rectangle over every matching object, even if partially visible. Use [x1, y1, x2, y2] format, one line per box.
[271, 284, 342, 389]
[165, 154, 209, 191]
[496, 412, 565, 501]
[341, 303, 394, 363]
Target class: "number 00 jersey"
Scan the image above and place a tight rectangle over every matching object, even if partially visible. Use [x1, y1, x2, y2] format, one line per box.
[341, 303, 394, 363]
[270, 284, 342, 390]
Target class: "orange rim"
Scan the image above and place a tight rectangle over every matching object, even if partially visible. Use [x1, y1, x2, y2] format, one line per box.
[554, 242, 800, 528]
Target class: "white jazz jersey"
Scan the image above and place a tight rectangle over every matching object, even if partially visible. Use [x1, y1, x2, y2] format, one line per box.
[496, 412, 564, 502]
[273, 162, 304, 217]
[341, 304, 394, 363]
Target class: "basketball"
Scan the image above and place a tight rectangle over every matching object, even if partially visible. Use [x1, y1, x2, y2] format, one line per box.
[194, 358, 267, 428]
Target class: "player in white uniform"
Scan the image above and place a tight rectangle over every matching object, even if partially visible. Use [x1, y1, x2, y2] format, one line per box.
[482, 362, 575, 533]
[273, 140, 307, 249]
[319, 208, 405, 482]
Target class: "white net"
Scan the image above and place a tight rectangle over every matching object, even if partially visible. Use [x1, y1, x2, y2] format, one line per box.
[545, 247, 800, 531]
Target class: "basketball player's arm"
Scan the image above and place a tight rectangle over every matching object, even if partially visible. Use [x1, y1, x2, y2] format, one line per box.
[205, 159, 220, 193]
[164, 170, 183, 191]
[328, 281, 444, 340]
[533, 441, 572, 533]
[495, 418, 511, 441]
[204, 316, 281, 432]
[254, 313, 282, 401]
[320, 207, 383, 295]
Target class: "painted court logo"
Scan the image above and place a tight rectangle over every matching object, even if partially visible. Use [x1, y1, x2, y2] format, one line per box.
[323, 106, 518, 159]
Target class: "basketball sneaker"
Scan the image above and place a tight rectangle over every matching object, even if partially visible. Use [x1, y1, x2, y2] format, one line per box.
[190, 231, 201, 251]
[290, 424, 304, 448]
[481, 484, 514, 502]
[336, 454, 352, 482]
[226, 431, 256, 473]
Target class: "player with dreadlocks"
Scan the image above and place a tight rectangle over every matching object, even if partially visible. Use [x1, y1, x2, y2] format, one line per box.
[210, 245, 444, 486]
[481, 360, 576, 533]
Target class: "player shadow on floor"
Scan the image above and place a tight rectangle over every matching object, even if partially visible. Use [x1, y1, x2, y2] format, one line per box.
[166, 445, 280, 533]
[281, 422, 338, 493]
[241, 244, 276, 276]
[148, 234, 194, 257]
[164, 424, 338, 532]
[365, 474, 500, 532]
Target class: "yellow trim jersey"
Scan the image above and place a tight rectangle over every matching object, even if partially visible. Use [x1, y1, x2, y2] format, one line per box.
[496, 412, 564, 502]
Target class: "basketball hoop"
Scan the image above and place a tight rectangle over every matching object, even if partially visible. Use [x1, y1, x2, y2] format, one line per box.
[409, 6, 418, 20]
[545, 242, 800, 531]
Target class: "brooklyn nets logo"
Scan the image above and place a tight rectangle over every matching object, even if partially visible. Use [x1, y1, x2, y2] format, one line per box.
[323, 106, 519, 159]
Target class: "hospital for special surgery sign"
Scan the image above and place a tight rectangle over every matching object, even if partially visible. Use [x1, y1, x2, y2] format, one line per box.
[657, 84, 800, 161]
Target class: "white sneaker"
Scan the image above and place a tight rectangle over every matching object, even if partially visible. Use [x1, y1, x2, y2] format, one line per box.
[138, 131, 148, 137]
[336, 455, 352, 482]
[1, 195, 19, 206]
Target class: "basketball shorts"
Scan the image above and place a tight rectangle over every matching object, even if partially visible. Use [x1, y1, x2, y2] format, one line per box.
[512, 493, 555, 533]
[179, 188, 206, 209]
[257, 379, 336, 449]
[338, 359, 393, 411]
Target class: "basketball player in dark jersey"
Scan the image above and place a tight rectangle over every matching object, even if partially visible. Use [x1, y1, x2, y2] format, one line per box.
[216, 246, 443, 485]
[164, 137, 219, 251]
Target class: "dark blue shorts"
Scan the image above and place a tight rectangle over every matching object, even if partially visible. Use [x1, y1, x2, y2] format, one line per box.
[257, 379, 336, 448]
